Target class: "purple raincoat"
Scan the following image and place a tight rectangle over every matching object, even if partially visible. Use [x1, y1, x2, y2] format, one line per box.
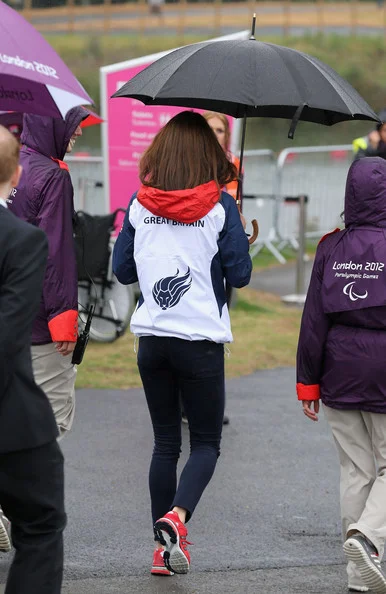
[297, 157, 386, 414]
[8, 107, 86, 345]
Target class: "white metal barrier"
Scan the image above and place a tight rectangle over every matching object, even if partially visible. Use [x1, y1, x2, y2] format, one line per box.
[66, 145, 355, 262]
[66, 155, 105, 214]
[242, 149, 286, 261]
[274, 145, 352, 246]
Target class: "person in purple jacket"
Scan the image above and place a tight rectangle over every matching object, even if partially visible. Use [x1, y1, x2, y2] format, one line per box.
[8, 107, 88, 441]
[297, 156, 386, 593]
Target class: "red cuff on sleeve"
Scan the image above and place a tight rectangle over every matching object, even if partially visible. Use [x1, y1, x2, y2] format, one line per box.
[48, 310, 78, 342]
[296, 383, 320, 401]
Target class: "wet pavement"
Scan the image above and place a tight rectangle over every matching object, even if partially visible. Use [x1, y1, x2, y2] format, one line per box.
[0, 368, 355, 593]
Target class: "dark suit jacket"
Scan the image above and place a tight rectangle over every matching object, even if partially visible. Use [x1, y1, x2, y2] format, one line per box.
[0, 206, 58, 453]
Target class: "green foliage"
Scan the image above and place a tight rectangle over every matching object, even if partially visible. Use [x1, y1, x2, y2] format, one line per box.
[44, 33, 212, 112]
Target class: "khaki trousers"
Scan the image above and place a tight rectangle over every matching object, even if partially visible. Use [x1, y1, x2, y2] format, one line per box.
[323, 404, 386, 587]
[31, 343, 76, 440]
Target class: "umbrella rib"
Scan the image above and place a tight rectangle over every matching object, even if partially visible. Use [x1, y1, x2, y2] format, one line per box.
[0, 19, 91, 100]
[265, 43, 312, 110]
[200, 41, 242, 98]
[264, 44, 366, 120]
[300, 52, 367, 115]
[167, 41, 239, 102]
[1, 22, 28, 54]
[132, 50, 199, 99]
[132, 44, 208, 97]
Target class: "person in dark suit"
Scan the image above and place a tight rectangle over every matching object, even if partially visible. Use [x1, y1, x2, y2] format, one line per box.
[0, 125, 66, 594]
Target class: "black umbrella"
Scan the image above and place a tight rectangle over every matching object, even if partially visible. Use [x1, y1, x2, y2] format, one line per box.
[112, 16, 379, 240]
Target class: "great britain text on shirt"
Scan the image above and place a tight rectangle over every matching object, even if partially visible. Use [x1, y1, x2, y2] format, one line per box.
[143, 216, 205, 227]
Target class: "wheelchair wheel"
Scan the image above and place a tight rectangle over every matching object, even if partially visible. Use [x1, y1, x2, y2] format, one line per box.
[78, 276, 135, 343]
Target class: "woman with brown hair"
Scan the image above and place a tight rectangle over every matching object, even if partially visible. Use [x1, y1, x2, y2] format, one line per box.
[113, 110, 251, 577]
[203, 111, 241, 201]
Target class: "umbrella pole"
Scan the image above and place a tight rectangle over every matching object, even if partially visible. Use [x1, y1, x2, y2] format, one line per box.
[237, 111, 259, 245]
[236, 112, 247, 211]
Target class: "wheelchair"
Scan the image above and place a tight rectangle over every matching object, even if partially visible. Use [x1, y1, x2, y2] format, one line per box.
[74, 208, 136, 343]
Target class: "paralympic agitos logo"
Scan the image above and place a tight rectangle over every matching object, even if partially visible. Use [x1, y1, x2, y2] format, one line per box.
[343, 281, 368, 302]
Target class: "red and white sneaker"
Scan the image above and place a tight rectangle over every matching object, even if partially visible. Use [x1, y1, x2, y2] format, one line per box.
[151, 548, 174, 576]
[154, 511, 191, 574]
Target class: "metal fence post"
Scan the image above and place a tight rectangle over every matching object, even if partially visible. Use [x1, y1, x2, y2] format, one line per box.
[296, 194, 307, 295]
[281, 194, 308, 306]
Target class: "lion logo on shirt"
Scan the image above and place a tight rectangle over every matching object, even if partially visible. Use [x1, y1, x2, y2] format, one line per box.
[152, 267, 192, 310]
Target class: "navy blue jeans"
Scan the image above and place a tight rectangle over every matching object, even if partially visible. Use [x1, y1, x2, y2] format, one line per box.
[137, 336, 225, 524]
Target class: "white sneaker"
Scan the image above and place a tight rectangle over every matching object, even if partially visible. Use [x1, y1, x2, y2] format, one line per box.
[344, 534, 386, 594]
[348, 584, 369, 592]
[0, 509, 12, 552]
[348, 559, 369, 592]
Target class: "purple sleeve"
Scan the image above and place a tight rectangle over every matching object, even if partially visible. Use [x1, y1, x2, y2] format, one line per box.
[36, 171, 78, 342]
[296, 245, 332, 400]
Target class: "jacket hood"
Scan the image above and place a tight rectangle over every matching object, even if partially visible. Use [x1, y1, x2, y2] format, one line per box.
[137, 180, 220, 224]
[345, 157, 386, 227]
[21, 106, 88, 161]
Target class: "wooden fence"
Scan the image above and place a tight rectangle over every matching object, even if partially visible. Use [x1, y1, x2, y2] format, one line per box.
[15, 0, 386, 36]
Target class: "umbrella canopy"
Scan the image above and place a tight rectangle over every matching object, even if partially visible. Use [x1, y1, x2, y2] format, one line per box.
[0, 1, 92, 118]
[112, 37, 379, 133]
[112, 25, 379, 244]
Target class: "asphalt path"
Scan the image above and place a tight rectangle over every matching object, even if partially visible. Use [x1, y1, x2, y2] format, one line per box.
[250, 259, 313, 298]
[0, 367, 364, 593]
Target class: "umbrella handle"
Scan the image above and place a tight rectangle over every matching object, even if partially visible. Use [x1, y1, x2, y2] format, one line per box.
[249, 219, 259, 245]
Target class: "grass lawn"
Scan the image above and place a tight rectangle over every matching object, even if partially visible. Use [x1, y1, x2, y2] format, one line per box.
[252, 241, 318, 270]
[76, 287, 302, 390]
[75, 242, 314, 390]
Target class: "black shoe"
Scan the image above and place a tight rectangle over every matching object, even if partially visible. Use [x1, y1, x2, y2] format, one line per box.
[223, 414, 230, 425]
[344, 533, 386, 593]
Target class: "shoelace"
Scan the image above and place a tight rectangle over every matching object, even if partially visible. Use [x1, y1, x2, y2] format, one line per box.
[180, 535, 192, 552]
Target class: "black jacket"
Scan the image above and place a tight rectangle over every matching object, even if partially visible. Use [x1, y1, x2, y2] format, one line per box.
[0, 206, 58, 453]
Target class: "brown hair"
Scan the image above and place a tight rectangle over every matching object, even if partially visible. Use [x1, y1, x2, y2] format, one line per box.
[0, 125, 20, 184]
[139, 111, 237, 191]
[203, 111, 231, 152]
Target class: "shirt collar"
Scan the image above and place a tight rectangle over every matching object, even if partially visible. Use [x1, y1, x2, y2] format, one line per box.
[0, 199, 8, 209]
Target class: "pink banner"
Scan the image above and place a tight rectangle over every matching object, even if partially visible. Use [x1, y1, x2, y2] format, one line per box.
[105, 62, 234, 219]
